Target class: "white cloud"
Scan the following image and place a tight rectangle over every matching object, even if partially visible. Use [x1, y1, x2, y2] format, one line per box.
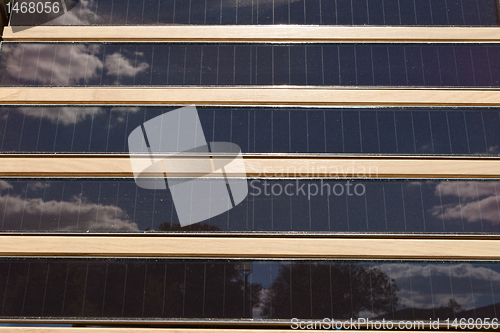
[436, 182, 497, 200]
[21, 107, 104, 126]
[431, 182, 500, 224]
[110, 107, 141, 113]
[104, 52, 149, 82]
[27, 182, 47, 191]
[432, 196, 500, 224]
[3, 44, 103, 85]
[1, 187, 138, 231]
[45, 0, 99, 25]
[109, 107, 142, 124]
[489, 145, 500, 154]
[381, 263, 500, 282]
[378, 263, 499, 310]
[0, 181, 13, 191]
[18, 107, 143, 126]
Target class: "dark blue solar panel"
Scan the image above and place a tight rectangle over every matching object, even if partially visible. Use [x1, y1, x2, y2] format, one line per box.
[1, 258, 500, 323]
[1, 43, 499, 87]
[11, 0, 497, 26]
[1, 106, 500, 155]
[1, 178, 500, 233]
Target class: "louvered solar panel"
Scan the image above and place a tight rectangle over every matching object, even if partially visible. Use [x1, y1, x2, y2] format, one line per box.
[2, 106, 500, 155]
[1, 178, 500, 233]
[11, 0, 498, 26]
[0, 258, 499, 322]
[1, 43, 499, 87]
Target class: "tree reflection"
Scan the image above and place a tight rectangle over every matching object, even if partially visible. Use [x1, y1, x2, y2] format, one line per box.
[260, 263, 399, 319]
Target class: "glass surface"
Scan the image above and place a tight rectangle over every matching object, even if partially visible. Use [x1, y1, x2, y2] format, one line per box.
[1, 178, 500, 233]
[1, 43, 499, 87]
[2, 106, 500, 155]
[8, 0, 499, 26]
[0, 258, 499, 322]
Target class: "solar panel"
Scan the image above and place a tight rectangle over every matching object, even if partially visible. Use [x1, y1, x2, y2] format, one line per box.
[1, 106, 499, 155]
[1, 178, 500, 233]
[11, 0, 498, 26]
[1, 43, 499, 87]
[1, 258, 499, 322]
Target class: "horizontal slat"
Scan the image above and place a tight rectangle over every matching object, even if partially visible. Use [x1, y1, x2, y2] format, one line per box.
[3, 26, 500, 42]
[0, 87, 499, 105]
[1, 236, 500, 259]
[0, 156, 499, 178]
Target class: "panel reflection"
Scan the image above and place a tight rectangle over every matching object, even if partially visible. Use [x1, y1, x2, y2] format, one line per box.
[2, 106, 500, 155]
[0, 258, 499, 322]
[15, 0, 498, 26]
[1, 43, 499, 87]
[1, 179, 500, 233]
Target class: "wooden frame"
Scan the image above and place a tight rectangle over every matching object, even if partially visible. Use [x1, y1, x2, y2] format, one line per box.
[2, 236, 500, 259]
[1, 87, 499, 106]
[1, 156, 500, 178]
[3, 26, 500, 42]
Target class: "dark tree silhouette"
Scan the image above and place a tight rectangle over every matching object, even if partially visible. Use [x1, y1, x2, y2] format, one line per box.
[260, 263, 399, 319]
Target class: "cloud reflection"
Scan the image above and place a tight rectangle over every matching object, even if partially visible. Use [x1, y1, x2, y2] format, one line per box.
[17, 106, 142, 126]
[430, 182, 500, 224]
[44, 0, 304, 25]
[2, 44, 103, 85]
[2, 44, 150, 86]
[21, 107, 103, 125]
[1, 182, 138, 231]
[104, 52, 149, 81]
[46, 0, 99, 25]
[379, 263, 499, 311]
